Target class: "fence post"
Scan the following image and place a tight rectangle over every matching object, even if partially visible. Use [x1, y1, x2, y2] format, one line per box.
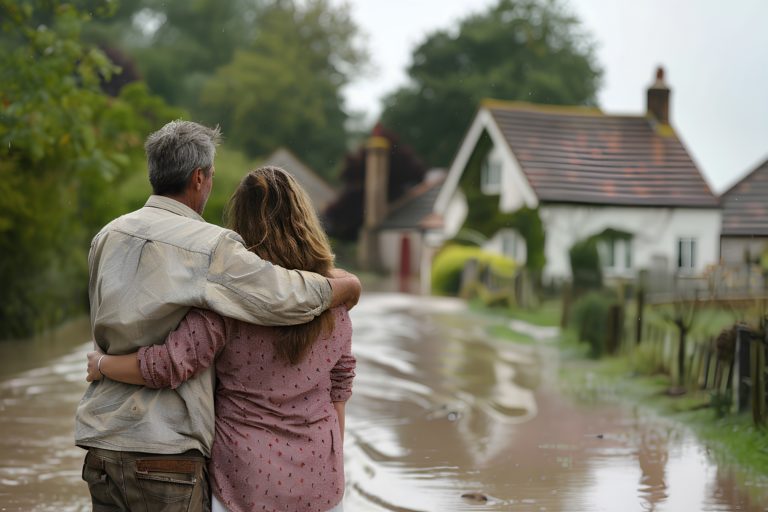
[459, 259, 480, 299]
[752, 330, 766, 426]
[732, 324, 753, 414]
[605, 304, 622, 355]
[635, 271, 647, 345]
[561, 283, 572, 329]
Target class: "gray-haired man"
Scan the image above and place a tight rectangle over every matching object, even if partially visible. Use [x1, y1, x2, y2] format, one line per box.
[75, 120, 361, 512]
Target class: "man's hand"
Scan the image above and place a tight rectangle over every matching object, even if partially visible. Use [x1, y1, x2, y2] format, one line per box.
[328, 268, 362, 310]
[86, 350, 105, 382]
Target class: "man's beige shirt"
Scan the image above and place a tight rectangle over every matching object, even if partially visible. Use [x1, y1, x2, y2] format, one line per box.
[75, 196, 332, 456]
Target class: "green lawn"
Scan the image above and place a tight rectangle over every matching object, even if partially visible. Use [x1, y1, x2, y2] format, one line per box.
[469, 297, 562, 327]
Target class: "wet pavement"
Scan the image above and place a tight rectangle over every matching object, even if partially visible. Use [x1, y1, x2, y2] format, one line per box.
[1, 293, 767, 511]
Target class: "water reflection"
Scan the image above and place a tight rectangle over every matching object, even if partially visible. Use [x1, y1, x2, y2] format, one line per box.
[345, 293, 768, 511]
[0, 294, 766, 511]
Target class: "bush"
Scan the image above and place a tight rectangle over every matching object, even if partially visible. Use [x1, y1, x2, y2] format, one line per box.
[569, 238, 602, 291]
[431, 244, 515, 296]
[571, 290, 616, 358]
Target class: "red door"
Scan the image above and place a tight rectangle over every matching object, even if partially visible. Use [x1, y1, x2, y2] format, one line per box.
[399, 235, 411, 280]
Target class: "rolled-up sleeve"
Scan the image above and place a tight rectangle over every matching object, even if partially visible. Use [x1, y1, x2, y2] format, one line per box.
[138, 309, 227, 389]
[204, 231, 332, 326]
[330, 308, 355, 402]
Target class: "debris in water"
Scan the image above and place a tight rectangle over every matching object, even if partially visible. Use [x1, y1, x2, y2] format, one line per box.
[461, 492, 489, 503]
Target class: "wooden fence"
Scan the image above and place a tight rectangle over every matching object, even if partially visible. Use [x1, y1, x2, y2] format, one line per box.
[621, 311, 768, 425]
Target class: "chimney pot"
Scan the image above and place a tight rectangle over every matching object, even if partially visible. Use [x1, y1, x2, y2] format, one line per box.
[646, 66, 671, 124]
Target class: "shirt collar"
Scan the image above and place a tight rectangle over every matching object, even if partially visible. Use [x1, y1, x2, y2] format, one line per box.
[144, 195, 205, 222]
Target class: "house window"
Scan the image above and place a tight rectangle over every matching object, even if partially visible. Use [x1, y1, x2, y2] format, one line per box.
[499, 229, 527, 264]
[481, 154, 502, 194]
[598, 238, 632, 273]
[677, 238, 696, 271]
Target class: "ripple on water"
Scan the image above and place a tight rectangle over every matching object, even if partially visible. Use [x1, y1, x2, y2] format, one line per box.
[2, 296, 768, 511]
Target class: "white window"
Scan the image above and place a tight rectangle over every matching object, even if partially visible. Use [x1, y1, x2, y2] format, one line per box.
[598, 238, 632, 273]
[481, 154, 502, 194]
[499, 229, 527, 264]
[677, 238, 696, 271]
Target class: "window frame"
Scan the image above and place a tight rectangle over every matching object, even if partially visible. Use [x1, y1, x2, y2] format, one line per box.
[677, 237, 697, 272]
[480, 154, 502, 195]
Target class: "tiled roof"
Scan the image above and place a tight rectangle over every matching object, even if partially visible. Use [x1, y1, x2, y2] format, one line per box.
[378, 174, 445, 230]
[485, 100, 718, 208]
[261, 148, 337, 212]
[721, 158, 768, 236]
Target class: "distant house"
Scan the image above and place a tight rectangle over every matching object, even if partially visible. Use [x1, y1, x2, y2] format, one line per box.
[261, 147, 337, 213]
[434, 68, 721, 283]
[720, 158, 768, 266]
[375, 171, 446, 287]
[357, 130, 444, 292]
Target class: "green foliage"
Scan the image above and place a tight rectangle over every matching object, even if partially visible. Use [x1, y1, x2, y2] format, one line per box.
[0, 0, 182, 339]
[87, 0, 366, 179]
[570, 290, 616, 358]
[569, 237, 603, 291]
[710, 390, 733, 419]
[456, 132, 546, 275]
[84, 0, 261, 108]
[199, 1, 365, 177]
[431, 244, 516, 296]
[380, 0, 601, 166]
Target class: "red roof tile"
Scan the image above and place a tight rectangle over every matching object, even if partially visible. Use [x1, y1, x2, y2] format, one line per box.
[486, 101, 718, 208]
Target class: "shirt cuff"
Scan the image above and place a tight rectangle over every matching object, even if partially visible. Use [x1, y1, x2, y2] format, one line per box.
[137, 346, 160, 389]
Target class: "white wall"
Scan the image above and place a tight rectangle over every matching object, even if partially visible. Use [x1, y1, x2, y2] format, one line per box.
[441, 190, 468, 239]
[377, 229, 423, 275]
[497, 146, 530, 214]
[539, 205, 722, 281]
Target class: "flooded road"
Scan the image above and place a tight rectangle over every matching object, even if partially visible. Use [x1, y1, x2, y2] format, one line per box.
[1, 293, 767, 511]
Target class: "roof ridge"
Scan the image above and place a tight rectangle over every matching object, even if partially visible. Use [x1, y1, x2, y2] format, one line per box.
[482, 98, 652, 120]
[481, 98, 604, 117]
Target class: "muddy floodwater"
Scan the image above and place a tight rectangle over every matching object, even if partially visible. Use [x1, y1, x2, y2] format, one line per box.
[1, 292, 767, 511]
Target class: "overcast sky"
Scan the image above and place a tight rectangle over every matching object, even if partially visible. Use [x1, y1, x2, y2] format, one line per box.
[340, 0, 768, 194]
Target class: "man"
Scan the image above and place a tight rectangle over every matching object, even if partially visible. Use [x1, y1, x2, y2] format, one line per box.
[75, 120, 361, 512]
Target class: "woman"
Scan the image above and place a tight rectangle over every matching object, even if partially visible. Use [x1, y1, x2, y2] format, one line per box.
[86, 166, 355, 512]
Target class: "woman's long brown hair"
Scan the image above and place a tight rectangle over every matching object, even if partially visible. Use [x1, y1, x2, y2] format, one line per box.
[225, 166, 336, 364]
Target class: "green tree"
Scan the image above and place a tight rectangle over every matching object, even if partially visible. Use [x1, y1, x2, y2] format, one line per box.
[83, 0, 262, 108]
[0, 0, 182, 339]
[380, 0, 601, 166]
[200, 0, 366, 177]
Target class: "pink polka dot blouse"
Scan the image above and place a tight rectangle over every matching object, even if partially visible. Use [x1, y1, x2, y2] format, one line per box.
[137, 306, 355, 512]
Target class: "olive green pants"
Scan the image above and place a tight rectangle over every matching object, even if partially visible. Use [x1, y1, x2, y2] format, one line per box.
[82, 447, 210, 512]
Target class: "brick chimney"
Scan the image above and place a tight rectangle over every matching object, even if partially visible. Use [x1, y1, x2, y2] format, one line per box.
[646, 66, 671, 124]
[358, 124, 390, 270]
[363, 125, 390, 229]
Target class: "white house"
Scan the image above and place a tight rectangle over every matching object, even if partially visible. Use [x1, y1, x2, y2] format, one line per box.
[434, 68, 721, 283]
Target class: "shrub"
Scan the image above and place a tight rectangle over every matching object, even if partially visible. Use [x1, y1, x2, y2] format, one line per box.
[431, 244, 515, 296]
[570, 290, 616, 358]
[569, 238, 602, 291]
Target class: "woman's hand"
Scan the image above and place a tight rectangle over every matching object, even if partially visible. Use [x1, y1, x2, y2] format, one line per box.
[86, 350, 105, 382]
